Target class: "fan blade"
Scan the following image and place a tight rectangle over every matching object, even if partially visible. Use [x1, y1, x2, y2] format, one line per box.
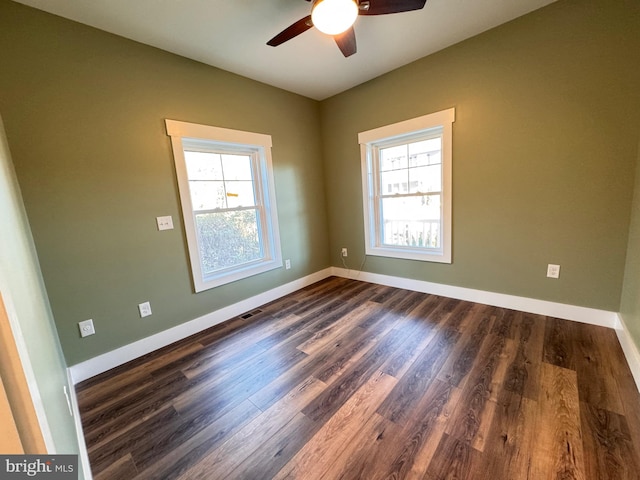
[334, 27, 357, 57]
[359, 0, 427, 15]
[267, 15, 313, 46]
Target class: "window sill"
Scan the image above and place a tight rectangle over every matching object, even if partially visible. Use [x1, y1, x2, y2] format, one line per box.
[365, 245, 451, 264]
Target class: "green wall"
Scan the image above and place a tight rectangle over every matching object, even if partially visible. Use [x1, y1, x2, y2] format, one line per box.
[0, 0, 329, 365]
[321, 0, 640, 311]
[621, 136, 640, 348]
[0, 114, 83, 471]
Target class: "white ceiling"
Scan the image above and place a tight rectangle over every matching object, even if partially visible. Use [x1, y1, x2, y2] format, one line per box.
[13, 0, 557, 100]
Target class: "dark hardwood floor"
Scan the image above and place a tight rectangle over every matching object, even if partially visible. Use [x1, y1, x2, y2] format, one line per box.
[76, 277, 640, 479]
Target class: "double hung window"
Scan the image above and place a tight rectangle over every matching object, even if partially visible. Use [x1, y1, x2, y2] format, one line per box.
[166, 120, 282, 292]
[359, 108, 454, 263]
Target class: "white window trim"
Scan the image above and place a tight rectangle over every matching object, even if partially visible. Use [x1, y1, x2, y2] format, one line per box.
[166, 119, 283, 292]
[359, 108, 455, 264]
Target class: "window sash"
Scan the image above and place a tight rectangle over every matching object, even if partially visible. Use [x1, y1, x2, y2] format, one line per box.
[186, 148, 261, 211]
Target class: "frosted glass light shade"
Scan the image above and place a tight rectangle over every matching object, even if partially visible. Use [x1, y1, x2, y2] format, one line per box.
[312, 0, 359, 35]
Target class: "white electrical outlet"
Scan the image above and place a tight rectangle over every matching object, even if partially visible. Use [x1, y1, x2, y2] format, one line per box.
[341, 248, 348, 257]
[156, 215, 174, 231]
[78, 319, 95, 337]
[547, 264, 560, 279]
[139, 301, 152, 318]
[285, 259, 291, 270]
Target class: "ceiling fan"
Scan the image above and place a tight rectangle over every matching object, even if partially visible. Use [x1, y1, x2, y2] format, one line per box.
[267, 0, 428, 58]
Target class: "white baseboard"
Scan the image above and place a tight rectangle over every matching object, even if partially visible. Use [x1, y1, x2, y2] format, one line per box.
[69, 268, 332, 384]
[615, 314, 640, 394]
[332, 267, 618, 328]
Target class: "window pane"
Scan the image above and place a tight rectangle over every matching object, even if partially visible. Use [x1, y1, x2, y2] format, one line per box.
[408, 138, 441, 167]
[184, 151, 223, 180]
[381, 195, 441, 248]
[380, 169, 409, 195]
[380, 144, 407, 171]
[224, 180, 256, 208]
[409, 165, 441, 193]
[195, 209, 262, 275]
[189, 181, 226, 210]
[187, 152, 257, 210]
[221, 154, 253, 180]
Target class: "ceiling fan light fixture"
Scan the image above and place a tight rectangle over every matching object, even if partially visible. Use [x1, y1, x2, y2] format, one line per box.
[311, 0, 359, 35]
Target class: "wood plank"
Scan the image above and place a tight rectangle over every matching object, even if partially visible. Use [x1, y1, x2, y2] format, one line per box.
[543, 316, 578, 371]
[594, 326, 640, 452]
[439, 299, 477, 332]
[83, 370, 192, 451]
[580, 401, 640, 480]
[274, 370, 397, 480]
[296, 300, 381, 356]
[223, 412, 318, 480]
[287, 277, 373, 320]
[320, 412, 401, 480]
[350, 379, 462, 480]
[501, 311, 545, 401]
[532, 362, 586, 479]
[489, 307, 517, 339]
[436, 303, 494, 387]
[186, 314, 255, 348]
[423, 433, 482, 480]
[444, 331, 508, 451]
[131, 399, 260, 475]
[88, 406, 179, 476]
[615, 366, 640, 457]
[179, 313, 304, 380]
[573, 323, 625, 415]
[172, 343, 306, 415]
[475, 390, 538, 479]
[247, 343, 340, 412]
[377, 326, 460, 427]
[303, 281, 388, 334]
[380, 294, 448, 379]
[94, 453, 138, 480]
[132, 399, 261, 479]
[77, 341, 204, 413]
[313, 310, 396, 384]
[301, 327, 408, 424]
[177, 376, 326, 480]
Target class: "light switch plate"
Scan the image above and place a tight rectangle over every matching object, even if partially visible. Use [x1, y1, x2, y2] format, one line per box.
[156, 216, 174, 231]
